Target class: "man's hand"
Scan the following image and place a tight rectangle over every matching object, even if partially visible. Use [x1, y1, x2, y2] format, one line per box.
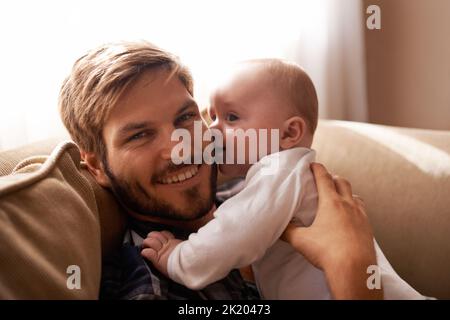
[281, 162, 383, 300]
[141, 231, 182, 277]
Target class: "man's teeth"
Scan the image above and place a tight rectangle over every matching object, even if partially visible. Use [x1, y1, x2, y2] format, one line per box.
[159, 166, 199, 184]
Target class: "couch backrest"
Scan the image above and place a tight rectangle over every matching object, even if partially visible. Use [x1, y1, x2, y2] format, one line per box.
[312, 120, 450, 299]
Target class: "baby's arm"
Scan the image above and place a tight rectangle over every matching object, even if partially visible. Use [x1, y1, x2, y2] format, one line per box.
[142, 183, 294, 290]
[169, 188, 295, 290]
[143, 153, 312, 290]
[141, 231, 181, 277]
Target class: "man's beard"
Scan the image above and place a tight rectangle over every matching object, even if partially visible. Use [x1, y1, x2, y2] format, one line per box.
[103, 160, 217, 221]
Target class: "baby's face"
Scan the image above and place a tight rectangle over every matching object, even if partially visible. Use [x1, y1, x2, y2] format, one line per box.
[208, 65, 289, 177]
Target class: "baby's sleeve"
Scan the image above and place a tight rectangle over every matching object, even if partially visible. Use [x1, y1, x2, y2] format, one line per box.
[167, 152, 313, 290]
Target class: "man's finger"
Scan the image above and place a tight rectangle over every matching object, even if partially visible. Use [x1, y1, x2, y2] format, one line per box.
[281, 223, 307, 247]
[333, 176, 353, 202]
[353, 195, 365, 206]
[353, 195, 366, 213]
[311, 162, 338, 200]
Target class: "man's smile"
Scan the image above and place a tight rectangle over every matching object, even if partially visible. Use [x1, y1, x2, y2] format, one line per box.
[156, 164, 203, 186]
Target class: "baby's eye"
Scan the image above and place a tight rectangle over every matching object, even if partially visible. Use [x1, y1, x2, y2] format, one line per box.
[208, 110, 217, 121]
[226, 113, 239, 122]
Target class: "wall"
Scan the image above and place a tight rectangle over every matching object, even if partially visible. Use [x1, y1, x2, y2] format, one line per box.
[363, 0, 450, 130]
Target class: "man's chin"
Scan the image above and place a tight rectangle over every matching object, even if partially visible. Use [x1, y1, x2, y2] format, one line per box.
[105, 160, 217, 223]
[169, 202, 214, 221]
[166, 187, 215, 221]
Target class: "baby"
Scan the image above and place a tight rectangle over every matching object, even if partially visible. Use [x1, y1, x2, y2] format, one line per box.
[141, 59, 424, 299]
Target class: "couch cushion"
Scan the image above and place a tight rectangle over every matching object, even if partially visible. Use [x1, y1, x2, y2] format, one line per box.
[0, 141, 121, 299]
[0, 138, 66, 176]
[312, 120, 450, 299]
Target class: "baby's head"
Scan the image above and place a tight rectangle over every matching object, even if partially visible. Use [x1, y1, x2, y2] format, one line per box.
[208, 59, 318, 176]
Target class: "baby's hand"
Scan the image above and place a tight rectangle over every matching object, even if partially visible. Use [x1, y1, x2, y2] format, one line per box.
[141, 230, 182, 277]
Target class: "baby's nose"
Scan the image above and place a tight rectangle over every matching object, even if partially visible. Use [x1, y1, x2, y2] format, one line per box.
[209, 119, 224, 133]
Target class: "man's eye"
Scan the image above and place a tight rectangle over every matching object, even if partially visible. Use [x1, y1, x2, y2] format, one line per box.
[226, 113, 239, 122]
[128, 131, 150, 142]
[176, 112, 197, 125]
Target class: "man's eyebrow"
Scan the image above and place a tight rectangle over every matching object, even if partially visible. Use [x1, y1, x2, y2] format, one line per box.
[175, 99, 199, 116]
[117, 100, 198, 137]
[118, 121, 154, 137]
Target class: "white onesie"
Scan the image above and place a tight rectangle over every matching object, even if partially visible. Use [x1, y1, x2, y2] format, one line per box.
[168, 148, 425, 299]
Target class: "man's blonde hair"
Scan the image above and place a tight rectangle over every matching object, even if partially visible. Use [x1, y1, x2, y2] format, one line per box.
[59, 41, 193, 159]
[244, 59, 318, 134]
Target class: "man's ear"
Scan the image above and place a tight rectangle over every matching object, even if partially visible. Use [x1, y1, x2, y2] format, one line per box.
[280, 116, 307, 150]
[82, 150, 111, 188]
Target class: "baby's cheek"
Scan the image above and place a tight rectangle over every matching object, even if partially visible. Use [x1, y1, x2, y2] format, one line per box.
[257, 128, 280, 158]
[227, 132, 247, 164]
[224, 128, 269, 165]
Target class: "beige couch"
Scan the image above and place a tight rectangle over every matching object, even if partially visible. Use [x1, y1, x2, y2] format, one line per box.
[0, 120, 449, 299]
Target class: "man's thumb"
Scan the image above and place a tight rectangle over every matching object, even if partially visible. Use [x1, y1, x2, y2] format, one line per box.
[281, 223, 307, 249]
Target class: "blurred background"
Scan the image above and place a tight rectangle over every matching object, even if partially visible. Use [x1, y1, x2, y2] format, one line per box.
[0, 0, 449, 150]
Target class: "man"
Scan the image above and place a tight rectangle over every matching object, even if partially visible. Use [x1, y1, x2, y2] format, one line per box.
[59, 41, 381, 299]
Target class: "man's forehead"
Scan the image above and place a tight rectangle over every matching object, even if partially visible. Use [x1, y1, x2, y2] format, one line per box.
[111, 70, 191, 117]
[127, 69, 186, 100]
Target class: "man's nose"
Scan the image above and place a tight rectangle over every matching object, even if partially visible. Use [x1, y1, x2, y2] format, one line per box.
[158, 127, 181, 161]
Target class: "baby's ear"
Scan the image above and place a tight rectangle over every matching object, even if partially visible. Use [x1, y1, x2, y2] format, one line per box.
[280, 116, 307, 150]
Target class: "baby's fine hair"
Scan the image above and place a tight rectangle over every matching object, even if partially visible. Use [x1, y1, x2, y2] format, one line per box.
[243, 58, 318, 134]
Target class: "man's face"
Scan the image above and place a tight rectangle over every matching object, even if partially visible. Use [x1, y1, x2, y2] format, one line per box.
[101, 68, 216, 221]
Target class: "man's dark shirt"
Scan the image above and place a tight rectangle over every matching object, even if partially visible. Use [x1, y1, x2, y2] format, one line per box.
[100, 178, 259, 300]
